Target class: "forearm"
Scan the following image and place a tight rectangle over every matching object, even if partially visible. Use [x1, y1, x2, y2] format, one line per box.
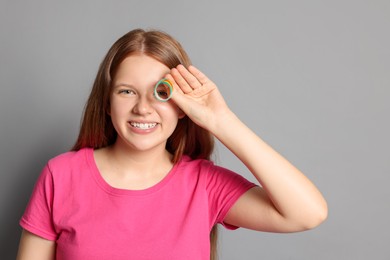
[211, 110, 327, 226]
[167, 64, 327, 229]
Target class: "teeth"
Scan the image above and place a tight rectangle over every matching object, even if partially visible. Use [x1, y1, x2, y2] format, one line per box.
[130, 122, 157, 129]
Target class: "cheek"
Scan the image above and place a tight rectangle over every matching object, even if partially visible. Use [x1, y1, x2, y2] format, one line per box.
[110, 98, 131, 115]
[155, 102, 183, 118]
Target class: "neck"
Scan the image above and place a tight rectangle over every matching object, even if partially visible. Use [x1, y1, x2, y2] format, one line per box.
[107, 140, 173, 177]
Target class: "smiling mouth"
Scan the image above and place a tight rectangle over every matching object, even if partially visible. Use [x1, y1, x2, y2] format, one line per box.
[129, 122, 158, 130]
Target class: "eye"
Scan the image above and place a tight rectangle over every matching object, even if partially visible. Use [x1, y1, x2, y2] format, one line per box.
[118, 89, 136, 95]
[154, 80, 173, 101]
[156, 90, 168, 97]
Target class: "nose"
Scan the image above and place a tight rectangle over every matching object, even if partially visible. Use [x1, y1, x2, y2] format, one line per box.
[132, 95, 154, 115]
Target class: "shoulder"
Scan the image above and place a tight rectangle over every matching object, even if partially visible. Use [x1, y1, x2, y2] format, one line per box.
[179, 155, 212, 166]
[177, 156, 241, 182]
[180, 156, 256, 191]
[177, 155, 214, 174]
[45, 148, 92, 176]
[48, 148, 90, 165]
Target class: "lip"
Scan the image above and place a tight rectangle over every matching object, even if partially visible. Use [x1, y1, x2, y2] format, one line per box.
[128, 121, 159, 134]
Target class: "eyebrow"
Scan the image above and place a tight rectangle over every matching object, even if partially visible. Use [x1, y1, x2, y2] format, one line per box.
[113, 83, 134, 89]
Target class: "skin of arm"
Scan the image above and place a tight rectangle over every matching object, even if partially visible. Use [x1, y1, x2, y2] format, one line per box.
[16, 229, 56, 260]
[167, 65, 328, 233]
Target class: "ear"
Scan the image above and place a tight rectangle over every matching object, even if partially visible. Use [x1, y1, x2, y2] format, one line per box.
[177, 108, 186, 119]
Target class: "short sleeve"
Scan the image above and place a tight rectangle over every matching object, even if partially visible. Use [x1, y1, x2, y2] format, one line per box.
[20, 164, 57, 241]
[205, 163, 257, 230]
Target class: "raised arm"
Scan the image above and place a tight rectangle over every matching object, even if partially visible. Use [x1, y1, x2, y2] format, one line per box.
[167, 65, 327, 232]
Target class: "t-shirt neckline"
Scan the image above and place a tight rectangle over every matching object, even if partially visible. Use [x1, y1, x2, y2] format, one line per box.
[85, 147, 181, 196]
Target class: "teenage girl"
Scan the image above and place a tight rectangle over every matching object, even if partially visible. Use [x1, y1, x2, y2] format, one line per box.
[17, 29, 327, 260]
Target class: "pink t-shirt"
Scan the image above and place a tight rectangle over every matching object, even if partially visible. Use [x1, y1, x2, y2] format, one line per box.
[20, 148, 256, 260]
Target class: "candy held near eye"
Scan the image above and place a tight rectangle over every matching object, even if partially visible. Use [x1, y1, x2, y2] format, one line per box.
[154, 79, 173, 102]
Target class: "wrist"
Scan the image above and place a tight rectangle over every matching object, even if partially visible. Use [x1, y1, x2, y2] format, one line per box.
[210, 109, 240, 137]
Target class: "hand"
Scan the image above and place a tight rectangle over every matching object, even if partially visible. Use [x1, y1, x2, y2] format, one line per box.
[166, 65, 231, 132]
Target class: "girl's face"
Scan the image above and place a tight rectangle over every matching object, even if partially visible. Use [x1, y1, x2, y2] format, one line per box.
[110, 54, 184, 153]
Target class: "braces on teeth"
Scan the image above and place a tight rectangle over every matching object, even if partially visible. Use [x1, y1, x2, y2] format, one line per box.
[131, 122, 157, 129]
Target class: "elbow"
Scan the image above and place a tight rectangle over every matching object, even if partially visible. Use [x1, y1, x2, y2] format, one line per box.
[317, 202, 329, 226]
[313, 199, 328, 228]
[301, 201, 328, 231]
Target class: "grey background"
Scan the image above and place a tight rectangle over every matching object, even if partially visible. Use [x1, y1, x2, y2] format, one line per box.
[1, 0, 389, 259]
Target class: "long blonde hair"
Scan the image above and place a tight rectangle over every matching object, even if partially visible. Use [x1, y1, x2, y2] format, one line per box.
[72, 29, 218, 259]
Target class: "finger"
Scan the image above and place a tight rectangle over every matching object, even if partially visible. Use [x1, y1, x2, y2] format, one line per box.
[165, 74, 192, 113]
[171, 68, 193, 93]
[188, 65, 210, 85]
[164, 73, 183, 95]
[176, 65, 203, 89]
